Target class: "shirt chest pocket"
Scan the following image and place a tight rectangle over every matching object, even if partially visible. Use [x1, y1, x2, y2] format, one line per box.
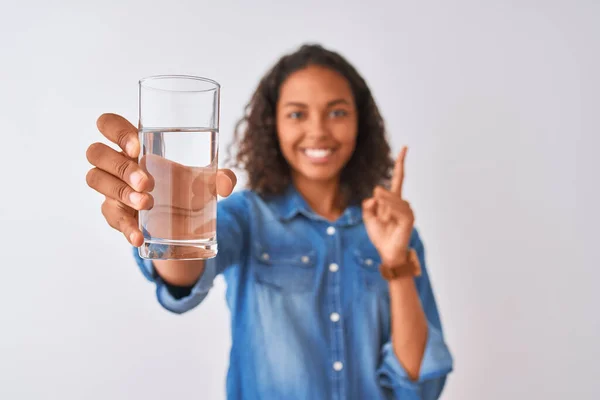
[354, 247, 389, 293]
[251, 241, 317, 293]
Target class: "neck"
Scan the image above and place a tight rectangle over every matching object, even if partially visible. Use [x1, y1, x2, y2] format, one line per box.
[292, 174, 345, 222]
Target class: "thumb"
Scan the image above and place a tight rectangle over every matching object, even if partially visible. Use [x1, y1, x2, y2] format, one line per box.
[216, 169, 237, 197]
[362, 197, 377, 220]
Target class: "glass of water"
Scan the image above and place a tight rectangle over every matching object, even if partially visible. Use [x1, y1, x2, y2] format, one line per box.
[137, 75, 220, 260]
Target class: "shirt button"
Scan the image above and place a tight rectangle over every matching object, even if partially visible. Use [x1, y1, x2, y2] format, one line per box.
[326, 226, 336, 235]
[330, 312, 340, 322]
[333, 361, 343, 371]
[261, 252, 270, 261]
[301, 255, 310, 264]
[365, 258, 373, 266]
[329, 263, 339, 272]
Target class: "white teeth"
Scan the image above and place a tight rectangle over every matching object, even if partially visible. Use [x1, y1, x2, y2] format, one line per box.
[304, 148, 332, 158]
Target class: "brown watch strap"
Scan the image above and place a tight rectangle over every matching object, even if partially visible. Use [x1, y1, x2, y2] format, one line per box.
[379, 248, 422, 281]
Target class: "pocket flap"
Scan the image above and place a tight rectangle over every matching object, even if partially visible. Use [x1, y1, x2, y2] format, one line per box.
[353, 247, 382, 270]
[253, 241, 316, 268]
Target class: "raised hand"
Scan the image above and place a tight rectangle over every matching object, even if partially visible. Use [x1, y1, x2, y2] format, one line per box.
[362, 146, 415, 267]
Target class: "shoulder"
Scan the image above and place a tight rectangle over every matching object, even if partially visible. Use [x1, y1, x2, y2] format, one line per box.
[218, 189, 293, 224]
[218, 189, 251, 206]
[216, 189, 252, 218]
[217, 189, 268, 216]
[218, 189, 267, 208]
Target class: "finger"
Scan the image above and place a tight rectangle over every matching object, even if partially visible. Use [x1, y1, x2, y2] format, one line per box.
[374, 186, 404, 205]
[86, 142, 153, 192]
[191, 171, 217, 210]
[362, 197, 377, 220]
[141, 154, 227, 210]
[141, 154, 212, 210]
[141, 153, 212, 194]
[216, 169, 237, 197]
[390, 146, 407, 196]
[101, 198, 143, 246]
[377, 198, 392, 223]
[87, 168, 154, 210]
[96, 113, 140, 158]
[374, 196, 414, 222]
[389, 202, 414, 224]
[144, 203, 216, 241]
[374, 191, 411, 209]
[120, 214, 143, 246]
[193, 217, 217, 239]
[101, 198, 124, 231]
[373, 186, 394, 222]
[192, 168, 236, 199]
[362, 197, 376, 210]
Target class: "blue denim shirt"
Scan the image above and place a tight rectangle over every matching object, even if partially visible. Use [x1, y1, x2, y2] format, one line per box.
[134, 186, 453, 400]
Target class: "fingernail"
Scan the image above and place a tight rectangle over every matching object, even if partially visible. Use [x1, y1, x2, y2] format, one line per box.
[130, 172, 144, 189]
[129, 192, 144, 205]
[126, 141, 137, 157]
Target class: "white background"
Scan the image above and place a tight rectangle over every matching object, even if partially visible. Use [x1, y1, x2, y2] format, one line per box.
[1, 1, 598, 399]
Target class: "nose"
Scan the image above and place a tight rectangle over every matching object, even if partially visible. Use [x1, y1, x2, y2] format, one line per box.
[305, 114, 330, 140]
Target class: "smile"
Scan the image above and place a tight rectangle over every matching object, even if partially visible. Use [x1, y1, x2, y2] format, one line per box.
[302, 148, 334, 159]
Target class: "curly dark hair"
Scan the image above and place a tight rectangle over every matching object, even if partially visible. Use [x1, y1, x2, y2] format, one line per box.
[228, 44, 394, 204]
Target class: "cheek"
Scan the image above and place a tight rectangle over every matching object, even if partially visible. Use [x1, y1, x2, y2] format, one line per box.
[276, 125, 300, 160]
[341, 138, 357, 164]
[333, 123, 358, 155]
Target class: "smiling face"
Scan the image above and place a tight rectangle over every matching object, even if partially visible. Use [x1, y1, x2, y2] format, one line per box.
[276, 65, 358, 186]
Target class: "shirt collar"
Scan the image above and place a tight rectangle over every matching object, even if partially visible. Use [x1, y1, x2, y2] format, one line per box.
[269, 185, 362, 226]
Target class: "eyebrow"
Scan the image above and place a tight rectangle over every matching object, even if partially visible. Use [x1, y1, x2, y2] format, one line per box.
[327, 99, 351, 107]
[282, 99, 351, 108]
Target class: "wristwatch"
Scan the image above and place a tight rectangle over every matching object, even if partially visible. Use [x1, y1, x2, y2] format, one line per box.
[379, 248, 422, 281]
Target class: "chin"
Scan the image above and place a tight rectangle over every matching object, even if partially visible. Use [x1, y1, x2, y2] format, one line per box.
[295, 166, 343, 183]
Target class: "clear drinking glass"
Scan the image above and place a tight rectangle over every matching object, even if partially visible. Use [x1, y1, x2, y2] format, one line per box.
[137, 75, 220, 260]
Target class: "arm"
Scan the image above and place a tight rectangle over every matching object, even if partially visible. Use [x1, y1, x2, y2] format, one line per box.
[133, 191, 250, 313]
[86, 113, 241, 308]
[376, 231, 453, 400]
[362, 147, 452, 399]
[153, 259, 205, 287]
[388, 274, 428, 381]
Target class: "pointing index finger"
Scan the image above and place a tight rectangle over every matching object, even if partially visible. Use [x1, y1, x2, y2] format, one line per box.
[390, 146, 407, 196]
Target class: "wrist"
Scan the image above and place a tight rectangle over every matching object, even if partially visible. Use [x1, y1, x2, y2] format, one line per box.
[388, 275, 416, 289]
[380, 246, 410, 268]
[379, 248, 421, 281]
[381, 256, 408, 269]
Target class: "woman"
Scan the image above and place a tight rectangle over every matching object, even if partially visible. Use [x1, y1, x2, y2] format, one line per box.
[86, 44, 453, 400]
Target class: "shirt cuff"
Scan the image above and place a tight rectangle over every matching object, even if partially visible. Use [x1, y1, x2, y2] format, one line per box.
[132, 247, 217, 314]
[377, 323, 453, 397]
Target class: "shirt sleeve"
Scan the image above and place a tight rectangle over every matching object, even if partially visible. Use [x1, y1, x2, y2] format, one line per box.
[132, 191, 250, 314]
[376, 228, 454, 400]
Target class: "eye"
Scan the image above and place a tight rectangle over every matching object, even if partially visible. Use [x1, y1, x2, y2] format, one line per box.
[288, 111, 305, 119]
[329, 109, 348, 118]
